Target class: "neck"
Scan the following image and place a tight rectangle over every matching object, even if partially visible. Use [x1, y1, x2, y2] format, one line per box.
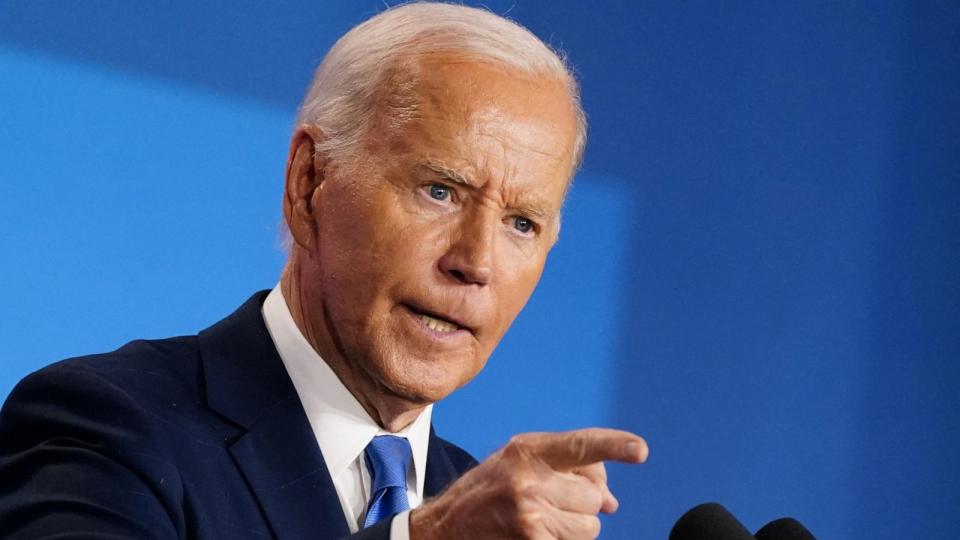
[279, 258, 427, 432]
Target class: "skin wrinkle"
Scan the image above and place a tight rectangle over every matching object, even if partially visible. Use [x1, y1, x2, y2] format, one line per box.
[422, 145, 557, 242]
[281, 56, 577, 432]
[465, 109, 561, 236]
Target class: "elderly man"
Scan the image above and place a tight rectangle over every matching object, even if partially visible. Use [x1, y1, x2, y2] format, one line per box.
[0, 3, 646, 539]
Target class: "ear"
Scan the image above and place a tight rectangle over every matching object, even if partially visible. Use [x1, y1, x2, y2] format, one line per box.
[283, 126, 327, 252]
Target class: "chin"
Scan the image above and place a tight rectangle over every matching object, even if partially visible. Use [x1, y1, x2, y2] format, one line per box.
[376, 352, 482, 405]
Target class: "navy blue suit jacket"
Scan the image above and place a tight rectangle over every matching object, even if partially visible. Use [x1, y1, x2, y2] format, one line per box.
[0, 291, 477, 539]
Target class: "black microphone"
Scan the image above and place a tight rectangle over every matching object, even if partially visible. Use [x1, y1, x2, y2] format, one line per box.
[669, 502, 755, 540]
[754, 517, 816, 540]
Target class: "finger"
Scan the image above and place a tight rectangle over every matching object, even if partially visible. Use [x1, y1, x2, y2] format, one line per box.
[538, 471, 605, 514]
[544, 508, 602, 540]
[573, 462, 606, 484]
[515, 428, 648, 470]
[572, 462, 618, 513]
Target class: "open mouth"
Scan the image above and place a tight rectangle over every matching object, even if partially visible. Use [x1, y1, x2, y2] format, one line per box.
[401, 303, 468, 335]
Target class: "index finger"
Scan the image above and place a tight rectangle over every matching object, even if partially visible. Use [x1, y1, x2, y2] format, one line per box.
[514, 428, 648, 470]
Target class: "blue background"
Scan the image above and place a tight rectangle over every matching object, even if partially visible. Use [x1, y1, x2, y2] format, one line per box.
[1, 1, 957, 538]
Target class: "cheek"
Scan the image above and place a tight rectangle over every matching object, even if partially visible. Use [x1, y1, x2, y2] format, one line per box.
[315, 185, 449, 315]
[311, 190, 398, 325]
[319, 182, 407, 272]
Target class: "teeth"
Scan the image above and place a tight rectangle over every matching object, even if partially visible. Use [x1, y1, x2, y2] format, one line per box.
[418, 314, 458, 333]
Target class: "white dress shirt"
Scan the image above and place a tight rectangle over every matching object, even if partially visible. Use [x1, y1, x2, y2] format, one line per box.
[261, 285, 432, 540]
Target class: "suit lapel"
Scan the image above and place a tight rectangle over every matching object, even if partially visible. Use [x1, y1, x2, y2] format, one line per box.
[199, 291, 350, 540]
[227, 397, 350, 540]
[424, 427, 461, 498]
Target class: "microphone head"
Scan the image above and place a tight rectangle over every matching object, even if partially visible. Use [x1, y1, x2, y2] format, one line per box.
[755, 517, 816, 540]
[669, 502, 755, 540]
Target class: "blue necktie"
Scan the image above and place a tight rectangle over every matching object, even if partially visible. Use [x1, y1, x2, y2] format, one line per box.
[363, 435, 413, 528]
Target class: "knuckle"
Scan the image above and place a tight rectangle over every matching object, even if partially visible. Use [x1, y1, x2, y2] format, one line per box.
[507, 473, 539, 502]
[570, 434, 590, 463]
[505, 434, 532, 456]
[509, 433, 529, 445]
[514, 507, 543, 538]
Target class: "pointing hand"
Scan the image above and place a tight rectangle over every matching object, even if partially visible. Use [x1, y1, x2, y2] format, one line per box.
[410, 428, 648, 539]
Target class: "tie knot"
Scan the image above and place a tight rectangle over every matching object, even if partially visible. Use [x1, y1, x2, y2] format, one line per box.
[365, 435, 412, 493]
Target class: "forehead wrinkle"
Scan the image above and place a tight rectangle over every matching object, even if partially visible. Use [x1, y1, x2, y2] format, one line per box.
[453, 129, 561, 222]
[402, 60, 571, 226]
[470, 91, 573, 161]
[485, 156, 559, 224]
[477, 124, 562, 222]
[416, 114, 565, 226]
[471, 115, 573, 204]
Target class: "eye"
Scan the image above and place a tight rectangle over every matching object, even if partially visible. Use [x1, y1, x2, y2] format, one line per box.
[426, 183, 452, 201]
[512, 216, 536, 235]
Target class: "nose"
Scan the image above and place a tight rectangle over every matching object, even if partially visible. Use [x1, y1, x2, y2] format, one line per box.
[438, 209, 495, 286]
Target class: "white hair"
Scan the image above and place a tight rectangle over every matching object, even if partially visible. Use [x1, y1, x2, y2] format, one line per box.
[295, 1, 587, 170]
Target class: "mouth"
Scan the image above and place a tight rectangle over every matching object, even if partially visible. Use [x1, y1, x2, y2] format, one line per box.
[401, 303, 473, 336]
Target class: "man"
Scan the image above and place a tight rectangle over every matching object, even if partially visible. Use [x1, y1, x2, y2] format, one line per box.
[0, 3, 647, 539]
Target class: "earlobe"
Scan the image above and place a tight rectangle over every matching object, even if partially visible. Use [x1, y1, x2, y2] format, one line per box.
[283, 127, 328, 252]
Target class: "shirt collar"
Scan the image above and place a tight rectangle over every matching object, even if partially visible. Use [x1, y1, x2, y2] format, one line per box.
[260, 284, 433, 497]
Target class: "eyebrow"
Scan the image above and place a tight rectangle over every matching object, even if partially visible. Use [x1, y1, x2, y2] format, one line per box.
[423, 162, 474, 187]
[512, 199, 554, 222]
[421, 161, 557, 222]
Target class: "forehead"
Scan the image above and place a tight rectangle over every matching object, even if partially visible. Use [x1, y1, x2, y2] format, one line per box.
[419, 59, 575, 154]
[371, 57, 578, 192]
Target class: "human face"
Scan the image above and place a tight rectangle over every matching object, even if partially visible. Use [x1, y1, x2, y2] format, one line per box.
[302, 59, 578, 405]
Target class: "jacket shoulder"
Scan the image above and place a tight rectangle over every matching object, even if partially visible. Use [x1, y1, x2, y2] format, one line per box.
[38, 334, 202, 390]
[0, 337, 204, 538]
